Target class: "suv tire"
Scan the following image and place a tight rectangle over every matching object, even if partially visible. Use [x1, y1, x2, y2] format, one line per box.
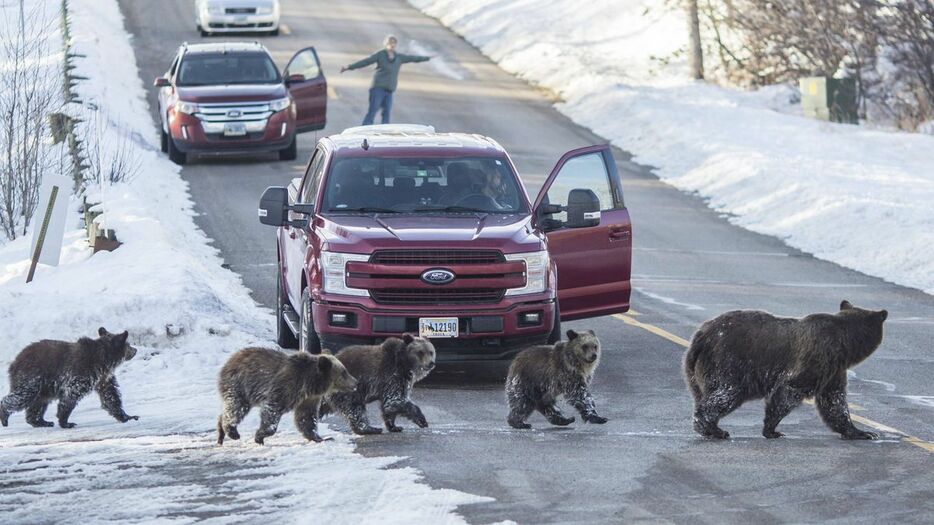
[276, 270, 298, 349]
[547, 301, 561, 344]
[167, 134, 187, 165]
[299, 288, 321, 353]
[279, 136, 297, 161]
[160, 128, 168, 153]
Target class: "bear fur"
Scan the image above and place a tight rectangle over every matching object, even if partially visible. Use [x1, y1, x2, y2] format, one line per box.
[684, 300, 888, 440]
[0, 327, 138, 429]
[320, 334, 435, 435]
[216, 347, 357, 445]
[505, 329, 607, 429]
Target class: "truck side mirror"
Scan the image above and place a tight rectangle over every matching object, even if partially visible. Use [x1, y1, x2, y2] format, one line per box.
[259, 187, 289, 226]
[565, 189, 600, 228]
[153, 77, 170, 88]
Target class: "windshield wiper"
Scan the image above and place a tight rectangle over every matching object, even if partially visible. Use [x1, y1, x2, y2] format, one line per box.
[328, 206, 399, 214]
[413, 205, 496, 214]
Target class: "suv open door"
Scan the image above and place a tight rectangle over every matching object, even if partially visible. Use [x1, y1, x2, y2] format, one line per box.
[284, 47, 327, 132]
[533, 144, 632, 321]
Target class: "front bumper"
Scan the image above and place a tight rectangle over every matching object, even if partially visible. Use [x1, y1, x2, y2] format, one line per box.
[198, 13, 279, 32]
[168, 109, 294, 154]
[313, 294, 556, 361]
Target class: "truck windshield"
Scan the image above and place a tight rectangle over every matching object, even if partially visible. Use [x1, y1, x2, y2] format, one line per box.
[322, 157, 527, 214]
[176, 52, 281, 86]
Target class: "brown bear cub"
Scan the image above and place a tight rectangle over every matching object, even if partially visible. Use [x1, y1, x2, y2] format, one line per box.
[320, 334, 436, 435]
[684, 300, 888, 440]
[217, 348, 357, 445]
[506, 329, 607, 429]
[0, 327, 138, 429]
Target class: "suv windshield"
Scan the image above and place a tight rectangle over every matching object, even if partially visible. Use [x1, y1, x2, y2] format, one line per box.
[177, 52, 281, 86]
[322, 156, 526, 214]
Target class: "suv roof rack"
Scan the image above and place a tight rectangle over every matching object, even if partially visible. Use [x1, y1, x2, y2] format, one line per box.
[340, 124, 436, 136]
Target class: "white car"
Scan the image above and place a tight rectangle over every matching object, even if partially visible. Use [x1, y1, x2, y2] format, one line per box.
[195, 0, 281, 37]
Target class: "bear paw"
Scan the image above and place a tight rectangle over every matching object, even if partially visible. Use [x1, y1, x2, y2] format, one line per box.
[550, 416, 575, 426]
[356, 426, 383, 435]
[508, 420, 531, 429]
[28, 419, 54, 428]
[59, 422, 76, 429]
[843, 430, 878, 440]
[387, 425, 403, 433]
[763, 429, 784, 439]
[585, 414, 608, 424]
[119, 415, 139, 423]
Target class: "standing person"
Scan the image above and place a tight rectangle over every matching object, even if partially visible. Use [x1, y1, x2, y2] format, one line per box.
[341, 35, 431, 125]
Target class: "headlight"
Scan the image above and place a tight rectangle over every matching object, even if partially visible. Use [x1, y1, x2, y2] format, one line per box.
[320, 250, 369, 296]
[256, 6, 274, 14]
[174, 100, 199, 115]
[268, 97, 291, 112]
[504, 250, 549, 296]
[205, 4, 224, 15]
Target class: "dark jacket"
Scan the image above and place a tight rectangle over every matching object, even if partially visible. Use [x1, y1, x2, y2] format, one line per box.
[346, 49, 430, 92]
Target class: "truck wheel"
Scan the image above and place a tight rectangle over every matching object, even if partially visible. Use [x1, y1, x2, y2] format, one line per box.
[279, 136, 297, 161]
[276, 270, 298, 349]
[547, 301, 561, 344]
[167, 135, 187, 165]
[299, 288, 321, 354]
[160, 128, 168, 153]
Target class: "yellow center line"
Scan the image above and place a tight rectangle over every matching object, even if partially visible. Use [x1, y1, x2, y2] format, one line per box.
[613, 311, 933, 453]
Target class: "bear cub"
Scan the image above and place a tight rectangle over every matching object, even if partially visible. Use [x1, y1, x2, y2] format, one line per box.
[217, 348, 357, 445]
[320, 334, 436, 435]
[506, 329, 607, 429]
[684, 300, 888, 440]
[0, 327, 138, 429]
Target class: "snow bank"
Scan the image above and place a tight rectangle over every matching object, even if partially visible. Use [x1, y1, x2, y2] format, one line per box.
[0, 1, 488, 521]
[409, 0, 934, 295]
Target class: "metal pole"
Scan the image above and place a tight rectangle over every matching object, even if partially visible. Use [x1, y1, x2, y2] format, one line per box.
[26, 185, 59, 283]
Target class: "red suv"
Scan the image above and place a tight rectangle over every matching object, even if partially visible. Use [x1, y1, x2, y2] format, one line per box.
[258, 125, 632, 360]
[154, 42, 327, 165]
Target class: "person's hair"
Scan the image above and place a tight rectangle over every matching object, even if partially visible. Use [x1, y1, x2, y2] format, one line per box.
[384, 35, 397, 46]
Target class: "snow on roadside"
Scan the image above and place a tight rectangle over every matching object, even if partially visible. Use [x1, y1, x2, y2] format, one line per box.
[0, 0, 489, 522]
[408, 0, 934, 295]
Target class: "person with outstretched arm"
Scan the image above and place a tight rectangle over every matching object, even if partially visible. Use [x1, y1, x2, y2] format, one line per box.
[341, 35, 431, 125]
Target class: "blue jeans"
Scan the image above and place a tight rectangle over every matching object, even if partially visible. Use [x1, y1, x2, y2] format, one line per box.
[362, 87, 393, 125]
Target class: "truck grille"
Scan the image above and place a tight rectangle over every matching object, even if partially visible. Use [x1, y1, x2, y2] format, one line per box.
[370, 288, 505, 305]
[369, 249, 505, 266]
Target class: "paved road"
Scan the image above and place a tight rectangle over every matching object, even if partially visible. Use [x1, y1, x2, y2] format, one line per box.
[119, 0, 934, 522]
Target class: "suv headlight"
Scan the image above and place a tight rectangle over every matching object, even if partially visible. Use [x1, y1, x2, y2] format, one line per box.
[505, 250, 549, 296]
[256, 6, 274, 14]
[205, 4, 224, 15]
[320, 250, 369, 297]
[174, 100, 198, 115]
[269, 96, 291, 112]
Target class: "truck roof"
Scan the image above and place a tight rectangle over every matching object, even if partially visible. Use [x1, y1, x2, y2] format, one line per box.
[182, 42, 267, 55]
[328, 124, 507, 157]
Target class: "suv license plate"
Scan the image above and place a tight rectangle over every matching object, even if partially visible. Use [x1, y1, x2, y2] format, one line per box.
[224, 123, 247, 137]
[419, 317, 458, 338]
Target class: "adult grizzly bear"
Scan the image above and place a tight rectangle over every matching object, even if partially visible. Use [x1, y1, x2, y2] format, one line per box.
[217, 348, 357, 445]
[505, 329, 607, 429]
[684, 300, 888, 440]
[320, 334, 435, 435]
[0, 327, 138, 429]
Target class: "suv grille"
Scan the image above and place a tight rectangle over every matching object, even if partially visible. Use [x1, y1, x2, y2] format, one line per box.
[370, 288, 505, 305]
[226, 7, 257, 14]
[370, 249, 505, 266]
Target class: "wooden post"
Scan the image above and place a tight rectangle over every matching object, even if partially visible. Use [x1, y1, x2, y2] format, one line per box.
[687, 0, 704, 80]
[26, 185, 59, 283]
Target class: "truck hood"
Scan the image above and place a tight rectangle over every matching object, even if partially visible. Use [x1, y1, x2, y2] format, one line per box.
[320, 213, 544, 253]
[176, 84, 286, 104]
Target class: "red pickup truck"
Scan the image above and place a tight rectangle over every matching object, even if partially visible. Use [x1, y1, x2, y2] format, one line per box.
[154, 41, 327, 165]
[258, 125, 632, 360]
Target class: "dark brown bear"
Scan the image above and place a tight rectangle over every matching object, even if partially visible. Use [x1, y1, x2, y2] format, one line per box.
[0, 327, 138, 429]
[506, 329, 607, 429]
[320, 334, 435, 435]
[216, 347, 357, 445]
[684, 300, 888, 440]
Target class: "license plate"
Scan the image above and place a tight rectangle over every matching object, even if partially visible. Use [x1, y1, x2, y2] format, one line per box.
[223, 123, 247, 136]
[234, 15, 248, 22]
[419, 317, 458, 338]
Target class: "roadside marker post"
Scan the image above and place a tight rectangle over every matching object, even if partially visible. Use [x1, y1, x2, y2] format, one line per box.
[27, 175, 70, 283]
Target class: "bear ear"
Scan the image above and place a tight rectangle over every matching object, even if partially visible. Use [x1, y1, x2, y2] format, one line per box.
[840, 300, 853, 311]
[566, 329, 579, 341]
[98, 327, 110, 337]
[402, 333, 414, 345]
[113, 331, 129, 347]
[317, 355, 333, 373]
[879, 309, 888, 322]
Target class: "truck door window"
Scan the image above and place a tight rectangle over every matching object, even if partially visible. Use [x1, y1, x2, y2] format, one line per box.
[301, 150, 326, 204]
[544, 152, 615, 222]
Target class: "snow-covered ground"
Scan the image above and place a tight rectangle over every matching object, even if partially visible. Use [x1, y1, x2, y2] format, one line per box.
[409, 0, 934, 296]
[0, 1, 487, 522]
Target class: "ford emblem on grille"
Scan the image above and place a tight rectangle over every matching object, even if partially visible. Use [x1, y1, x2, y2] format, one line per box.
[421, 269, 455, 285]
[227, 110, 242, 118]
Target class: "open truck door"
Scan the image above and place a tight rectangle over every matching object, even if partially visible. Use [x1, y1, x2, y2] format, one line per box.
[284, 47, 327, 132]
[533, 144, 632, 321]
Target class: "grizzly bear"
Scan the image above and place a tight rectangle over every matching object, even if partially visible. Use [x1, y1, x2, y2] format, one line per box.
[684, 300, 888, 440]
[216, 347, 357, 445]
[505, 329, 607, 429]
[0, 327, 138, 429]
[320, 334, 435, 435]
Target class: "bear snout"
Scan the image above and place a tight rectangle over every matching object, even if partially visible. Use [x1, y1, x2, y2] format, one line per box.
[126, 347, 138, 360]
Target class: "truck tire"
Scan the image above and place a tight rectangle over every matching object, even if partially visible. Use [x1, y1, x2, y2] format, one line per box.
[167, 134, 187, 165]
[279, 135, 297, 161]
[276, 270, 298, 349]
[299, 288, 321, 354]
[547, 301, 561, 344]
